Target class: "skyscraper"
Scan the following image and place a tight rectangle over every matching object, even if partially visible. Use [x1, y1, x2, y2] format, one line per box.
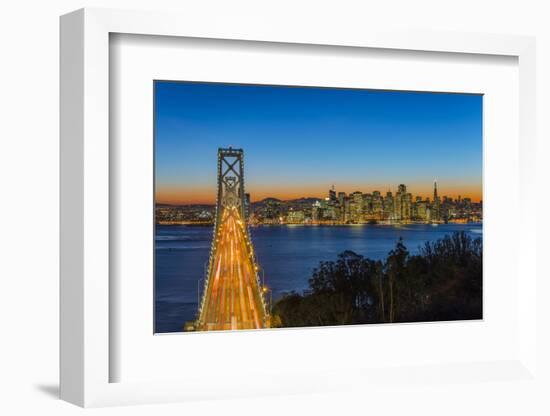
[372, 191, 383, 220]
[394, 184, 407, 220]
[329, 186, 337, 202]
[432, 180, 440, 221]
[312, 200, 321, 223]
[384, 191, 394, 221]
[362, 193, 373, 219]
[338, 192, 347, 222]
[350, 191, 363, 223]
[338, 192, 346, 206]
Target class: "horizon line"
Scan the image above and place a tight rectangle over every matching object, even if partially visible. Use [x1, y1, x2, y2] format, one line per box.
[156, 194, 483, 206]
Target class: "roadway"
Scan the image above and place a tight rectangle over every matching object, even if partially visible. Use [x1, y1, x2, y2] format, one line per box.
[198, 206, 267, 330]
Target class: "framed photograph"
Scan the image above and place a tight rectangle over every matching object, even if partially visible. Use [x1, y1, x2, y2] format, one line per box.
[153, 81, 483, 334]
[60, 8, 538, 407]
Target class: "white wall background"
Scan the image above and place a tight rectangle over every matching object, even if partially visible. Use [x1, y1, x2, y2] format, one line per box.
[0, 1, 548, 415]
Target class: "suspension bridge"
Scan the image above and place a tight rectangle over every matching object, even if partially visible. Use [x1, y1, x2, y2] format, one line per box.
[192, 147, 269, 331]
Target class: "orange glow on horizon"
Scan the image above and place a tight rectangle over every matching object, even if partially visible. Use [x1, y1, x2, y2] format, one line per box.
[156, 182, 482, 205]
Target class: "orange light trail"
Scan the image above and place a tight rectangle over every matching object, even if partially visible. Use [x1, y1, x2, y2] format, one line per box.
[197, 206, 267, 330]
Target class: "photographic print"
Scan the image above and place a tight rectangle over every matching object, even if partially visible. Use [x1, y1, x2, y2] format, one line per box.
[154, 81, 483, 333]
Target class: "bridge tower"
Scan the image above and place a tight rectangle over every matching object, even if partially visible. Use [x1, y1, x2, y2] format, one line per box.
[195, 148, 269, 331]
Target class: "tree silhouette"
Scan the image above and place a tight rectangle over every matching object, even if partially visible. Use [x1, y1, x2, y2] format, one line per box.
[272, 231, 482, 328]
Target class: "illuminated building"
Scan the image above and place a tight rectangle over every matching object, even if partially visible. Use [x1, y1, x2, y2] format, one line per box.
[350, 191, 363, 223]
[312, 200, 321, 223]
[372, 190, 383, 220]
[432, 180, 440, 221]
[286, 209, 305, 224]
[383, 191, 394, 220]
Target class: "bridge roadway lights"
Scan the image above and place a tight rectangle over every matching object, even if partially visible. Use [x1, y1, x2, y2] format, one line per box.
[193, 148, 269, 331]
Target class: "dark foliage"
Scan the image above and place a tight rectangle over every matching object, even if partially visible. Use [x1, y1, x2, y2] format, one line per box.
[272, 231, 482, 327]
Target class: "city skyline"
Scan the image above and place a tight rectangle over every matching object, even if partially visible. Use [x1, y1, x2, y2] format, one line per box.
[156, 180, 482, 226]
[157, 180, 482, 206]
[155, 81, 483, 205]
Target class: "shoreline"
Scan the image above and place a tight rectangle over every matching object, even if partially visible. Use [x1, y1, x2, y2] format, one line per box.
[156, 221, 483, 227]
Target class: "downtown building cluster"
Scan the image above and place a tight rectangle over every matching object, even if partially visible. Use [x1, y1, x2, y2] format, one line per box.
[252, 182, 482, 225]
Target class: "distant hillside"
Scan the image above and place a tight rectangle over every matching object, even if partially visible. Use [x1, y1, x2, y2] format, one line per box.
[252, 197, 321, 206]
[157, 196, 322, 208]
[287, 197, 322, 204]
[255, 197, 282, 204]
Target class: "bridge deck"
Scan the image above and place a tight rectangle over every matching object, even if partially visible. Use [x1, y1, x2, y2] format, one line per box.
[198, 207, 267, 330]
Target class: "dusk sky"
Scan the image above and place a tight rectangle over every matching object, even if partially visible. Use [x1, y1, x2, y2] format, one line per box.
[155, 81, 482, 205]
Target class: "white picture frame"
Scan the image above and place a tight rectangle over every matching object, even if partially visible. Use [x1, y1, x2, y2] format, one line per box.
[60, 7, 537, 407]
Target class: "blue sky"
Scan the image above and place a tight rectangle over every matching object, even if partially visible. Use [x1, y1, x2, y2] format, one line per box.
[155, 81, 482, 204]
